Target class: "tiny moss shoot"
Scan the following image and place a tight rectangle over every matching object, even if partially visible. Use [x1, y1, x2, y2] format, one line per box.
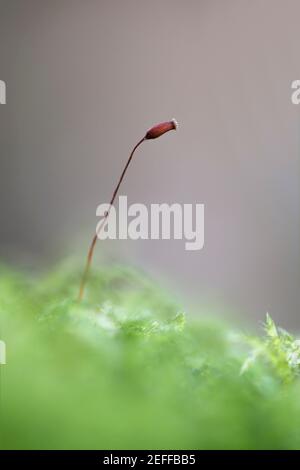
[78, 119, 178, 301]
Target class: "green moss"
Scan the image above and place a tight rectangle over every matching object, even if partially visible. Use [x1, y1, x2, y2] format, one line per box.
[1, 262, 300, 449]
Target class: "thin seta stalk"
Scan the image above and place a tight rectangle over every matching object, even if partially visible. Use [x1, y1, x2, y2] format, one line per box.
[78, 119, 178, 302]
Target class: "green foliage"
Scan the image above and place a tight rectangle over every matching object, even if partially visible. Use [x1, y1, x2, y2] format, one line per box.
[241, 313, 300, 383]
[1, 263, 300, 449]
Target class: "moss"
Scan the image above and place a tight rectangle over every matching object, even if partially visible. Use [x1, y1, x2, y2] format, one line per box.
[0, 262, 300, 449]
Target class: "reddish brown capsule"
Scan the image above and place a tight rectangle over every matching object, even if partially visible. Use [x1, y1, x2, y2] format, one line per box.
[145, 119, 178, 140]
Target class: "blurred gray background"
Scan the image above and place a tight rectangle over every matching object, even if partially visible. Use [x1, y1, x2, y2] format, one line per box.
[0, 0, 299, 327]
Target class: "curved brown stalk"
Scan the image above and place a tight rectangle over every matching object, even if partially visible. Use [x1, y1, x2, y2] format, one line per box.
[78, 137, 145, 301]
[78, 119, 178, 302]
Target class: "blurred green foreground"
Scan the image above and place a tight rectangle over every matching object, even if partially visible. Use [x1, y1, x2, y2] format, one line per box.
[1, 262, 300, 450]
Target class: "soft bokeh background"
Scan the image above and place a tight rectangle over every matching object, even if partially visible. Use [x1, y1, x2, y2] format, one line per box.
[0, 0, 299, 327]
